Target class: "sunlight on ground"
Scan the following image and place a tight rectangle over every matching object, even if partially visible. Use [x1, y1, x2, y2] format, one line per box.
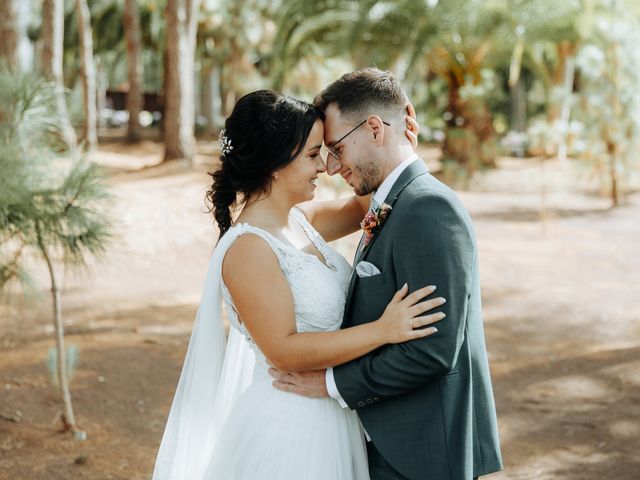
[2, 141, 639, 479]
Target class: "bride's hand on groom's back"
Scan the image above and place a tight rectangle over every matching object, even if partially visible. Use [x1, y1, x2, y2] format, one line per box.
[405, 103, 420, 150]
[376, 284, 446, 344]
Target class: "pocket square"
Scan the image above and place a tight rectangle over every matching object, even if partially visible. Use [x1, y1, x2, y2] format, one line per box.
[355, 261, 381, 278]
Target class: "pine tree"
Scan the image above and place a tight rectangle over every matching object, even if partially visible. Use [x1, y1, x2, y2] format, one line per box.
[0, 63, 113, 433]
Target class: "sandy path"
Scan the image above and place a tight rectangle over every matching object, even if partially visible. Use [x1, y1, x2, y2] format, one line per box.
[1, 143, 638, 479]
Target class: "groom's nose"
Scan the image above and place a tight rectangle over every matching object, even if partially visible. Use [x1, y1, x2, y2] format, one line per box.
[326, 153, 343, 176]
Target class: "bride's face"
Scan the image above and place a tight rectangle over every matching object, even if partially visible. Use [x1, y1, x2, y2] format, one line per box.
[275, 120, 326, 203]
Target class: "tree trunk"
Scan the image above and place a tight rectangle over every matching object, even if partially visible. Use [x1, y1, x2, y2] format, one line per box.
[442, 73, 497, 173]
[36, 224, 77, 432]
[607, 40, 620, 207]
[0, 0, 18, 69]
[124, 0, 143, 142]
[220, 74, 237, 118]
[76, 0, 97, 150]
[557, 50, 575, 162]
[608, 144, 619, 207]
[547, 41, 574, 124]
[163, 0, 202, 161]
[41, 0, 77, 149]
[510, 74, 527, 134]
[202, 64, 222, 134]
[95, 57, 107, 129]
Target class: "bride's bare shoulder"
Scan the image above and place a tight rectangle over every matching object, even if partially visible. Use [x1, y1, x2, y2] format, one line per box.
[222, 232, 282, 287]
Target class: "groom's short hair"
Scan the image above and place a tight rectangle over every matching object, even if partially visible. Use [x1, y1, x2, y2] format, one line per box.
[314, 68, 408, 123]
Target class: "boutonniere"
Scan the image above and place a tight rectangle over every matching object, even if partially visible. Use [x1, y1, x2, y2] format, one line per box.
[360, 203, 392, 247]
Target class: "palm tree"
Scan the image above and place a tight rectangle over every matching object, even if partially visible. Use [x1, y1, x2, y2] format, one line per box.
[269, 0, 359, 92]
[41, 0, 77, 149]
[272, 0, 507, 170]
[505, 0, 583, 159]
[0, 0, 19, 68]
[76, 0, 98, 150]
[573, 0, 640, 206]
[164, 0, 202, 161]
[198, 0, 278, 131]
[124, 0, 143, 142]
[61, 0, 165, 141]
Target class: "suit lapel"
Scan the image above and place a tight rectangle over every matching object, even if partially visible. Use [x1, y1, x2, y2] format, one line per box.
[358, 160, 429, 262]
[343, 160, 429, 320]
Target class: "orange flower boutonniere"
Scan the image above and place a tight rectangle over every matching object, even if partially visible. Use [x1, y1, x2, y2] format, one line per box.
[360, 203, 392, 247]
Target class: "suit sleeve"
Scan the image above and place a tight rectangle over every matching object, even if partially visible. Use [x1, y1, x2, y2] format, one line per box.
[333, 194, 475, 409]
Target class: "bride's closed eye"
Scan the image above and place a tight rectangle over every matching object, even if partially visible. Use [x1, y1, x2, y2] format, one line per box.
[307, 148, 321, 159]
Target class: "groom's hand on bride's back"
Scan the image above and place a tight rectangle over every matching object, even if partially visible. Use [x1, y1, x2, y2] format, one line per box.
[268, 367, 329, 398]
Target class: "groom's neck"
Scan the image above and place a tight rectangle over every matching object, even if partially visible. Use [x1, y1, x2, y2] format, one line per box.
[379, 144, 416, 181]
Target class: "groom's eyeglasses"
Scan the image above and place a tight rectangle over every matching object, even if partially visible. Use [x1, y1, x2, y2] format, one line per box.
[324, 119, 390, 161]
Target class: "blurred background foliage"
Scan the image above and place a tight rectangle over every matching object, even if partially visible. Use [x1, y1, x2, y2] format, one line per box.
[4, 0, 640, 201]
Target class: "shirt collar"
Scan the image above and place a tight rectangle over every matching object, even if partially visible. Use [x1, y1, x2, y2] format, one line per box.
[373, 154, 421, 206]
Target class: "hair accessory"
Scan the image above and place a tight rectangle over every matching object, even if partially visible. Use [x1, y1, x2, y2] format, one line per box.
[218, 129, 234, 156]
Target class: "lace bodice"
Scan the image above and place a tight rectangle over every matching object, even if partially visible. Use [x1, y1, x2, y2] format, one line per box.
[221, 208, 353, 355]
[153, 208, 369, 480]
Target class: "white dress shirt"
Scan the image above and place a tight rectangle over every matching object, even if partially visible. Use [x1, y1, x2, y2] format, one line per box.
[326, 153, 421, 412]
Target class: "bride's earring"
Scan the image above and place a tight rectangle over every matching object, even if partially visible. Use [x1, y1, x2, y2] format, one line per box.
[273, 172, 279, 180]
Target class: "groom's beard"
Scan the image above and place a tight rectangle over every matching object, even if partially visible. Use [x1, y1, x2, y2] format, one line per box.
[352, 157, 382, 196]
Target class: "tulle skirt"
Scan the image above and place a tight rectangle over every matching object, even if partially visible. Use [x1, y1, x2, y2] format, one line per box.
[202, 361, 370, 479]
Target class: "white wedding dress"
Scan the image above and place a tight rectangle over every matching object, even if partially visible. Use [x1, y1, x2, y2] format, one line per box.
[153, 208, 369, 479]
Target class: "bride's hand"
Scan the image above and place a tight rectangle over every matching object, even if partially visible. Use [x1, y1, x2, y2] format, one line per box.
[376, 284, 445, 344]
[404, 103, 420, 150]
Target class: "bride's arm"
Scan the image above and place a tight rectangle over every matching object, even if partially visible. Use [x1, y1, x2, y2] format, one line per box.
[296, 194, 369, 243]
[222, 234, 445, 372]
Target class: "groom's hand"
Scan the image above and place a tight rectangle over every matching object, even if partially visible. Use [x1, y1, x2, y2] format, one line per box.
[268, 367, 329, 398]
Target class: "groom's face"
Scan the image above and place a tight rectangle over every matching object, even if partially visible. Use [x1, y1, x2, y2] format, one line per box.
[323, 104, 381, 196]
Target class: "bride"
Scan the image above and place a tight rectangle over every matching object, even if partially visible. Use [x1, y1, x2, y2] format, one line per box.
[152, 90, 445, 479]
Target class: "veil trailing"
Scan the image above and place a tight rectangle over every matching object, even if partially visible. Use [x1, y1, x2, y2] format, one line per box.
[152, 227, 256, 479]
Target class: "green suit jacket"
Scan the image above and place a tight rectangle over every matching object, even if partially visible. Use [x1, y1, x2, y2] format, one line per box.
[334, 160, 503, 480]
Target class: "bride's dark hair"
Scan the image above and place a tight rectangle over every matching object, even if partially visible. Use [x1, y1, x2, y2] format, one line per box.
[206, 90, 324, 239]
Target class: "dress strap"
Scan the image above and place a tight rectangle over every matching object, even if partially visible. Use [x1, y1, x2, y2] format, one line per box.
[289, 207, 336, 271]
[235, 223, 287, 258]
[290, 207, 315, 235]
[290, 207, 323, 248]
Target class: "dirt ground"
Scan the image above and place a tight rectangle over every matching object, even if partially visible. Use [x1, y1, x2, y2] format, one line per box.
[1, 140, 639, 480]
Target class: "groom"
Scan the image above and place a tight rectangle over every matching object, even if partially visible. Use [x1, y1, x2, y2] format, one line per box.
[270, 68, 502, 480]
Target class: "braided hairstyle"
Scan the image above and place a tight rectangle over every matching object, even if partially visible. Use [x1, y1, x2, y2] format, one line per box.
[206, 90, 324, 239]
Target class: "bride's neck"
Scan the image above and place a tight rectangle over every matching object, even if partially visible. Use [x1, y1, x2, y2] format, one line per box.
[237, 191, 293, 230]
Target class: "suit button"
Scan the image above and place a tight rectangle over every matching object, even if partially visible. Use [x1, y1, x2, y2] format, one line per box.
[357, 401, 366, 407]
[365, 398, 373, 405]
